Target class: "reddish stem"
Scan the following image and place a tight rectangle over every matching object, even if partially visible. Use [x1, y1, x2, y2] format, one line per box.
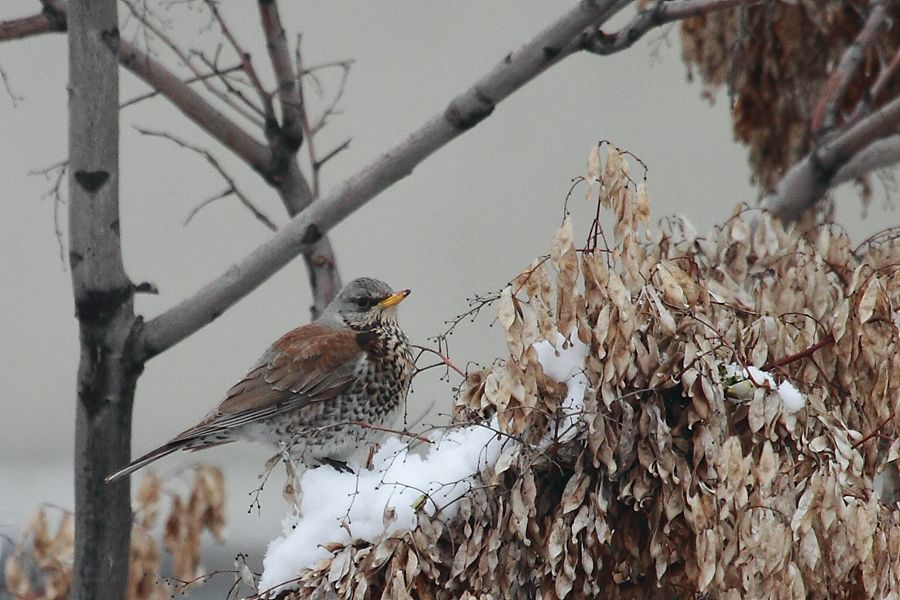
[761, 333, 835, 371]
[851, 411, 895, 450]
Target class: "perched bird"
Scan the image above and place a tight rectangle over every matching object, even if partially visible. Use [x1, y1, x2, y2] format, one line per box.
[106, 277, 413, 483]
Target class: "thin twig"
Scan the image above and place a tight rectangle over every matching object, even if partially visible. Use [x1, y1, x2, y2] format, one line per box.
[135, 126, 277, 231]
[346, 421, 433, 444]
[28, 160, 68, 265]
[121, 0, 266, 128]
[310, 61, 352, 135]
[0, 61, 22, 106]
[203, 0, 275, 123]
[300, 58, 355, 76]
[313, 138, 351, 171]
[120, 63, 242, 109]
[294, 35, 320, 197]
[192, 50, 267, 124]
[412, 344, 466, 378]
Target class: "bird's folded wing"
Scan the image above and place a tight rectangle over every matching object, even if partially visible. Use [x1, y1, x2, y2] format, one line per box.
[169, 323, 364, 443]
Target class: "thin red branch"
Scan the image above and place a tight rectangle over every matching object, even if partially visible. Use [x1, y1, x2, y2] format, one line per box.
[851, 410, 896, 449]
[761, 333, 835, 371]
[412, 345, 467, 378]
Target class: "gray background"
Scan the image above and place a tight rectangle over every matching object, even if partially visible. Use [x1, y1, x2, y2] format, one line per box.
[0, 0, 894, 593]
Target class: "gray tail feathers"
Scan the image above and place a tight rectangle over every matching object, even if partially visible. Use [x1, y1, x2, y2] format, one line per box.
[105, 441, 184, 484]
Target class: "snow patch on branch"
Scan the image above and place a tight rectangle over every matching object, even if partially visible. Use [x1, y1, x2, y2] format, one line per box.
[260, 333, 591, 595]
[534, 333, 590, 444]
[259, 421, 506, 594]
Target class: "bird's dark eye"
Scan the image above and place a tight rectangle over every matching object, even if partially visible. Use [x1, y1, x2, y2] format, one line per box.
[355, 297, 373, 308]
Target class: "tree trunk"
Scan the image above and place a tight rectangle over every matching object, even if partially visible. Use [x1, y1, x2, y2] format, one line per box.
[68, 1, 139, 599]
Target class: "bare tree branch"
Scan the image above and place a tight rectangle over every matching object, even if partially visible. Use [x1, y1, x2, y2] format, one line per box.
[203, 0, 276, 123]
[275, 159, 341, 319]
[0, 1, 66, 42]
[811, 0, 892, 134]
[581, 0, 753, 55]
[135, 126, 278, 231]
[139, 0, 634, 359]
[121, 0, 268, 129]
[250, 1, 341, 318]
[833, 134, 900, 185]
[869, 46, 900, 108]
[116, 38, 273, 174]
[765, 93, 900, 220]
[190, 51, 266, 126]
[0, 0, 343, 317]
[120, 63, 242, 109]
[258, 0, 303, 138]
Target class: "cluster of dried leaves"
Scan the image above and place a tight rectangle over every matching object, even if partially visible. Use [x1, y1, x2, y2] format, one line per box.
[680, 0, 900, 190]
[2, 466, 225, 600]
[280, 145, 899, 599]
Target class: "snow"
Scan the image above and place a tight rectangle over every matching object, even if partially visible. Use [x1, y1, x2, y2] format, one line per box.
[777, 380, 805, 414]
[259, 332, 591, 595]
[724, 363, 806, 414]
[533, 333, 590, 444]
[259, 420, 506, 594]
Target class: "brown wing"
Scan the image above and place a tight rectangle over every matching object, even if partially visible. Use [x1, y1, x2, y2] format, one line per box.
[168, 323, 364, 444]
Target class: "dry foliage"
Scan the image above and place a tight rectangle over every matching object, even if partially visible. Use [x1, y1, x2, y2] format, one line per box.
[280, 145, 899, 599]
[680, 0, 900, 190]
[2, 466, 225, 600]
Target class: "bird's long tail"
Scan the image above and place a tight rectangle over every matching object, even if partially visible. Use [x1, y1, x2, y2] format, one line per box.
[105, 441, 184, 484]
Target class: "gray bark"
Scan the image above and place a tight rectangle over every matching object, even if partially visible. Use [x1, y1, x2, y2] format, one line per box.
[140, 0, 633, 358]
[68, 1, 138, 599]
[765, 90, 900, 221]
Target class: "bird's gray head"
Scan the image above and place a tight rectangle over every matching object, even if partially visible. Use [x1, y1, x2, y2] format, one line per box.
[319, 277, 410, 329]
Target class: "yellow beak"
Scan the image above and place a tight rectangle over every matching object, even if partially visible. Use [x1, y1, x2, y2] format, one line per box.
[378, 289, 411, 308]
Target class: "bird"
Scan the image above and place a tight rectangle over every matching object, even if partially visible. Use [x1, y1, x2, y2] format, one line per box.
[106, 277, 413, 483]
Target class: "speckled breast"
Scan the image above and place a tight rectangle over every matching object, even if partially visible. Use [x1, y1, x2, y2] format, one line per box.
[286, 321, 413, 464]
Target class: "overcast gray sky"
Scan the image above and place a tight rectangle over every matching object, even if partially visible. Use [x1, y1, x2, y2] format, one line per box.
[0, 1, 895, 592]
